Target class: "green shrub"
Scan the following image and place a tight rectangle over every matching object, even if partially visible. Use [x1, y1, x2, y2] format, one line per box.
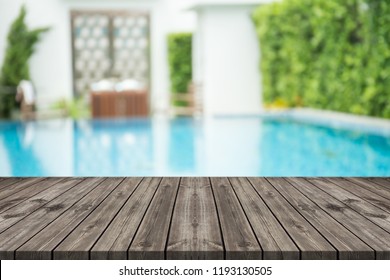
[52, 97, 90, 119]
[167, 33, 192, 103]
[0, 5, 49, 118]
[253, 0, 390, 118]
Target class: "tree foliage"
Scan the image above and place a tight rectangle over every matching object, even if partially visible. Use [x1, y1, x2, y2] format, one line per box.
[253, 0, 390, 118]
[167, 33, 192, 94]
[0, 5, 49, 118]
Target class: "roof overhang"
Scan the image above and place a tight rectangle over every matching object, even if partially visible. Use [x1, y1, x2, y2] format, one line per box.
[186, 0, 277, 11]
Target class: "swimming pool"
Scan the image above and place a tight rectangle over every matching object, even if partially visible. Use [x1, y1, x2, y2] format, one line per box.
[0, 116, 389, 176]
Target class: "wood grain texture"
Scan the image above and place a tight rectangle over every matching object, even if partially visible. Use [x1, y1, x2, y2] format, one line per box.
[0, 178, 65, 214]
[16, 178, 123, 259]
[210, 177, 261, 260]
[53, 177, 141, 260]
[167, 177, 224, 260]
[307, 178, 390, 234]
[269, 177, 374, 259]
[326, 178, 390, 213]
[0, 178, 103, 259]
[129, 177, 180, 260]
[347, 178, 390, 199]
[0, 178, 83, 234]
[0, 178, 45, 200]
[248, 177, 336, 260]
[367, 178, 390, 189]
[229, 177, 299, 259]
[0, 178, 26, 191]
[91, 177, 161, 260]
[0, 177, 389, 260]
[287, 178, 390, 259]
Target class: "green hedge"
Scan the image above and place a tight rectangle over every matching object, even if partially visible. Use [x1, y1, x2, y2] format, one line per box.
[167, 33, 192, 94]
[253, 0, 390, 118]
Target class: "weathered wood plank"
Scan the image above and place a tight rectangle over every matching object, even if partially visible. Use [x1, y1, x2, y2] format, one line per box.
[210, 177, 261, 260]
[53, 177, 142, 260]
[0, 177, 389, 260]
[269, 177, 374, 260]
[0, 178, 65, 214]
[0, 178, 83, 234]
[347, 178, 390, 199]
[0, 178, 25, 190]
[367, 178, 390, 189]
[91, 177, 161, 260]
[128, 177, 180, 260]
[167, 177, 224, 260]
[326, 178, 390, 213]
[0, 178, 45, 200]
[229, 177, 299, 259]
[16, 177, 124, 260]
[307, 178, 390, 234]
[287, 178, 390, 259]
[0, 178, 104, 259]
[248, 177, 336, 260]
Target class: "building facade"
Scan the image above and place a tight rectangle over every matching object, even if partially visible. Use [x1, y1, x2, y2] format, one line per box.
[0, 0, 270, 115]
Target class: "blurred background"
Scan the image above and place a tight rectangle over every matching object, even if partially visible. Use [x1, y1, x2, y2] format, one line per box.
[0, 0, 389, 176]
[0, 0, 270, 119]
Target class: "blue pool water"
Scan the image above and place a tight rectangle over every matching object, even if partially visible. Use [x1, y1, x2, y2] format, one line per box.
[0, 117, 389, 176]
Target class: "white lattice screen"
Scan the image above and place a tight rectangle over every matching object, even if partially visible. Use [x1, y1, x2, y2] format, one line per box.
[71, 11, 150, 95]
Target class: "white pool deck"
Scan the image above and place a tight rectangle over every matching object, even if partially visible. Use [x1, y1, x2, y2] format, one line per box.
[259, 108, 390, 137]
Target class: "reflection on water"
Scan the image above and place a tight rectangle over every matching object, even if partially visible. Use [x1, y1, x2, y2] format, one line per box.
[168, 118, 195, 174]
[73, 120, 154, 176]
[0, 117, 389, 176]
[0, 122, 44, 175]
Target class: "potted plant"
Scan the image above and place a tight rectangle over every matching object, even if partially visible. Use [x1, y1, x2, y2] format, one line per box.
[0, 5, 49, 119]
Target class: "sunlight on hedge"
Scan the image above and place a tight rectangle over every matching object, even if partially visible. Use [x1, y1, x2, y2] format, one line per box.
[167, 33, 192, 94]
[253, 0, 390, 118]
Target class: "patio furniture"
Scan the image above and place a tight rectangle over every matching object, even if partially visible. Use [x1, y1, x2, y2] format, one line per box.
[170, 82, 202, 116]
[91, 89, 148, 118]
[8, 82, 66, 120]
[16, 80, 36, 120]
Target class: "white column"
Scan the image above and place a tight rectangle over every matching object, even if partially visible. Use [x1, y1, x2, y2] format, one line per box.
[191, 2, 263, 116]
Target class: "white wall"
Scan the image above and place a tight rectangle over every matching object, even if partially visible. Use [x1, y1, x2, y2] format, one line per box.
[0, 0, 269, 115]
[0, 0, 196, 112]
[193, 2, 262, 115]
